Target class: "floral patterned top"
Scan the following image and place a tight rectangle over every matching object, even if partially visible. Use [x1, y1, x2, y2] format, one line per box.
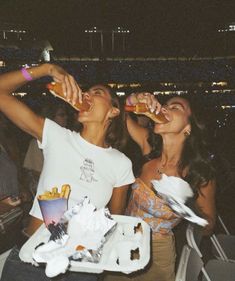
[126, 178, 181, 239]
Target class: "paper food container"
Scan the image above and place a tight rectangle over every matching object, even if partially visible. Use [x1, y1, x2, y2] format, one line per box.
[19, 215, 151, 274]
[38, 197, 67, 227]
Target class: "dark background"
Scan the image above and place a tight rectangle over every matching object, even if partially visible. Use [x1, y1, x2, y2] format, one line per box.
[1, 0, 235, 57]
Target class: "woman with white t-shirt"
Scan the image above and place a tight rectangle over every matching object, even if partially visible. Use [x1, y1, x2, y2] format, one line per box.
[0, 64, 135, 281]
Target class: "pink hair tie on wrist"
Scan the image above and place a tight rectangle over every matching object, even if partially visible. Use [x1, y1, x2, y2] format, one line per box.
[127, 95, 134, 106]
[21, 68, 33, 81]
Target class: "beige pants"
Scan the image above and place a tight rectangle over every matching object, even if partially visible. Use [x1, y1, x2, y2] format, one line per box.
[103, 235, 176, 281]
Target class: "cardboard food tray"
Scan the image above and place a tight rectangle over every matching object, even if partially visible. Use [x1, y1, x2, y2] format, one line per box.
[20, 215, 150, 274]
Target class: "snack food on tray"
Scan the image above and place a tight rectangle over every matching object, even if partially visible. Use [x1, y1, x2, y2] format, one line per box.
[33, 197, 116, 278]
[19, 215, 151, 276]
[38, 184, 71, 200]
[38, 185, 71, 227]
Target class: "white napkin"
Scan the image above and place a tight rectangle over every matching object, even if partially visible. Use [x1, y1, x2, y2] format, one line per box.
[66, 198, 116, 250]
[151, 174, 208, 226]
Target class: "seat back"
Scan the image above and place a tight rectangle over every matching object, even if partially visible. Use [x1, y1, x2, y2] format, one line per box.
[187, 221, 233, 265]
[0, 249, 11, 278]
[175, 245, 211, 281]
[186, 223, 204, 258]
[175, 245, 191, 281]
[210, 214, 232, 262]
[210, 234, 229, 262]
[217, 214, 230, 235]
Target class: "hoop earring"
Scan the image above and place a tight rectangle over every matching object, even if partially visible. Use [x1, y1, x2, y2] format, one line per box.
[184, 131, 191, 137]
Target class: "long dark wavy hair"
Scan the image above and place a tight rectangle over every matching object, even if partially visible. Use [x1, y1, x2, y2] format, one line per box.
[103, 85, 129, 151]
[144, 96, 216, 196]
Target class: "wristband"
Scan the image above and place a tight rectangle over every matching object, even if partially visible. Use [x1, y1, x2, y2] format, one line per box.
[21, 68, 33, 81]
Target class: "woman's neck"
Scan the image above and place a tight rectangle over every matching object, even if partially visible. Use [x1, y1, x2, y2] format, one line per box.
[161, 134, 185, 166]
[80, 123, 109, 148]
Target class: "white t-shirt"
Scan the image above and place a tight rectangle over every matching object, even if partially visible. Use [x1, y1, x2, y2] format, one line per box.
[30, 119, 135, 219]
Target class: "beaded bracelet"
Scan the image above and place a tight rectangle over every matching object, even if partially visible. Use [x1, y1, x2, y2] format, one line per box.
[21, 68, 33, 81]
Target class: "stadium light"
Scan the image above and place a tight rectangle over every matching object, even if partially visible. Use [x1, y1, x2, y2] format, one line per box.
[84, 27, 104, 53]
[111, 27, 130, 52]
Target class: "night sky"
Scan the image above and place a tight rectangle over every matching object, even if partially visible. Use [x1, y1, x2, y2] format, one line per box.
[1, 0, 235, 56]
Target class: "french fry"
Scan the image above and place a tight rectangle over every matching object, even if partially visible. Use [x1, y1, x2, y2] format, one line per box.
[38, 184, 71, 200]
[38, 195, 45, 200]
[61, 184, 71, 199]
[60, 190, 65, 198]
[52, 187, 58, 194]
[44, 191, 51, 196]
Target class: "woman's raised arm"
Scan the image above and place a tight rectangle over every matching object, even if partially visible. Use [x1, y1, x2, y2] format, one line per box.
[0, 64, 80, 142]
[125, 92, 162, 155]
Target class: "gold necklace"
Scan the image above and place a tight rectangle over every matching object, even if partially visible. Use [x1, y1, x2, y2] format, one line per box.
[156, 163, 164, 175]
[157, 161, 179, 176]
[156, 169, 162, 175]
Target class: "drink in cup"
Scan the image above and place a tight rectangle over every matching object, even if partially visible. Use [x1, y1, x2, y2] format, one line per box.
[38, 185, 71, 227]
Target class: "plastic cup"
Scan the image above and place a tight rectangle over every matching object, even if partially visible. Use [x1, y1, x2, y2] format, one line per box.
[38, 197, 68, 227]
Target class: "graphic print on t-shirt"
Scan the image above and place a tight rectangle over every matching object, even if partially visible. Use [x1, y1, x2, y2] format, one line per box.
[80, 158, 98, 183]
